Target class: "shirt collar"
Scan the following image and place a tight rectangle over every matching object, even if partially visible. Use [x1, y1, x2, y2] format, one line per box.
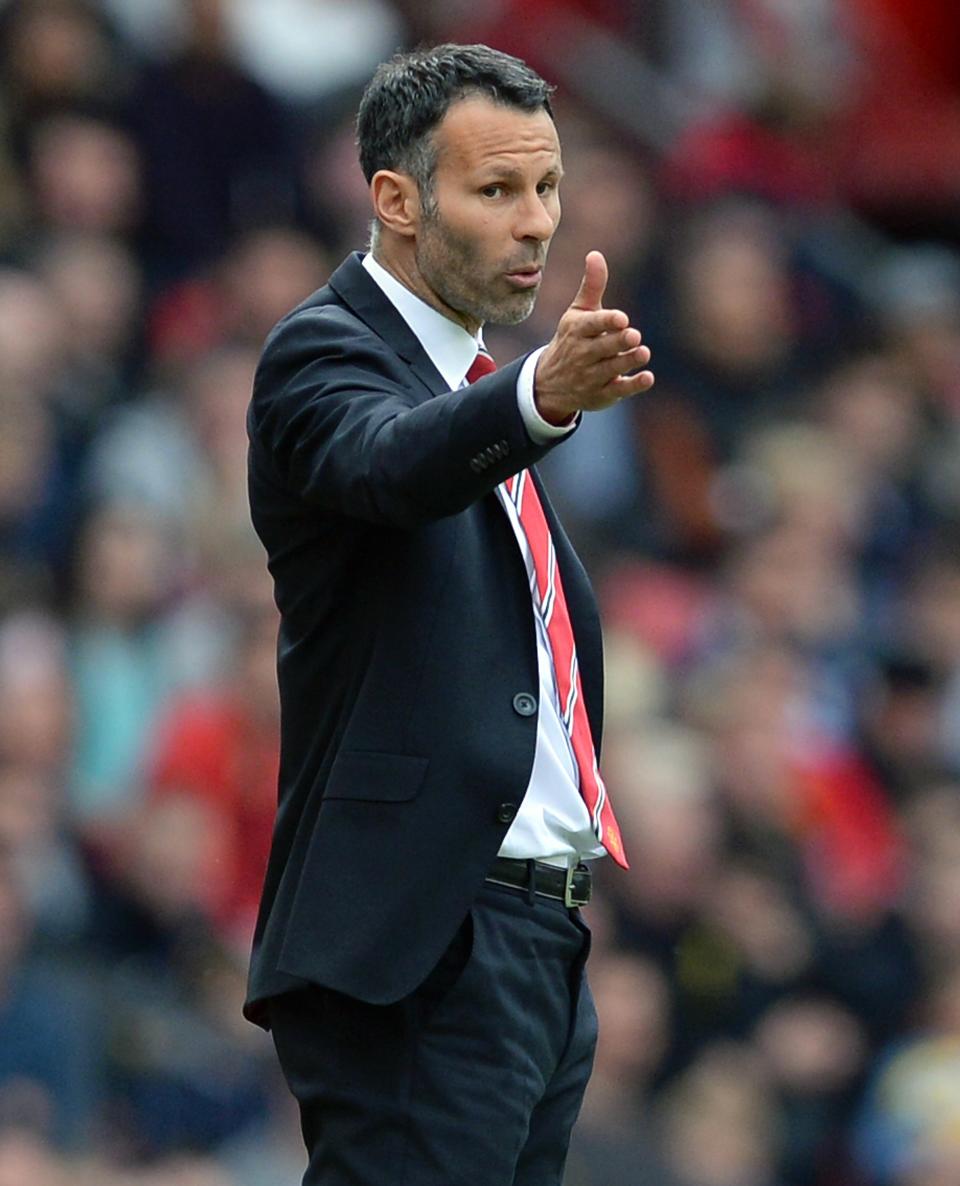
[362, 252, 482, 390]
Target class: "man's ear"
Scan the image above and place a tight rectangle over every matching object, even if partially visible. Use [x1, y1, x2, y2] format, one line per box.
[370, 170, 421, 239]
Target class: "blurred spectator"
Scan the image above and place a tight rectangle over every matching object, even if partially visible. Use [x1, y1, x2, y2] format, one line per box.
[660, 0, 857, 209]
[102, 923, 270, 1158]
[854, 962, 960, 1185]
[565, 953, 680, 1186]
[34, 232, 143, 412]
[900, 785, 960, 981]
[813, 354, 931, 636]
[0, 612, 72, 779]
[753, 994, 868, 1185]
[125, 0, 298, 279]
[0, 855, 101, 1150]
[0, 387, 66, 596]
[692, 643, 904, 915]
[217, 226, 328, 350]
[0, 0, 130, 149]
[0, 267, 67, 401]
[86, 346, 259, 541]
[146, 226, 328, 372]
[632, 200, 822, 559]
[600, 565, 715, 672]
[89, 793, 226, 965]
[658, 1042, 783, 1186]
[0, 262, 102, 582]
[66, 503, 183, 824]
[857, 655, 948, 799]
[81, 793, 273, 1157]
[146, 602, 279, 947]
[297, 106, 374, 254]
[0, 761, 91, 945]
[24, 111, 142, 240]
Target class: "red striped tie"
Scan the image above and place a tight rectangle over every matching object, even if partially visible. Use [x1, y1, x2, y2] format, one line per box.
[467, 347, 628, 868]
[466, 346, 497, 384]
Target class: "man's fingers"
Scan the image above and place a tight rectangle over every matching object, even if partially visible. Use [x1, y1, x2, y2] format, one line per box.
[592, 345, 651, 383]
[571, 250, 608, 312]
[581, 336, 650, 371]
[570, 307, 629, 338]
[605, 368, 656, 400]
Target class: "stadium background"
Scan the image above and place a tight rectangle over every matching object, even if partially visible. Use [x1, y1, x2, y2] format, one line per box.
[2, 0, 960, 1182]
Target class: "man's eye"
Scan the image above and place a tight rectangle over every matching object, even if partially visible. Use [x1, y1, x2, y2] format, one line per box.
[481, 185, 504, 198]
[537, 181, 557, 195]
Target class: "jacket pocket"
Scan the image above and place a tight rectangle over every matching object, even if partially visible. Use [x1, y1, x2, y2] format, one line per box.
[322, 751, 429, 802]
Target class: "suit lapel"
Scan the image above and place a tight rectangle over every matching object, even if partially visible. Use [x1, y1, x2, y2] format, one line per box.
[327, 253, 450, 402]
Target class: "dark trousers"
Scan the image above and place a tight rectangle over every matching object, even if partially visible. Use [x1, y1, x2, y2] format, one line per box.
[269, 880, 597, 1186]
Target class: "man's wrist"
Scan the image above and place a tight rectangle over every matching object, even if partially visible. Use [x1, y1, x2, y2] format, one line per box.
[534, 392, 577, 427]
[517, 348, 577, 442]
[531, 350, 577, 427]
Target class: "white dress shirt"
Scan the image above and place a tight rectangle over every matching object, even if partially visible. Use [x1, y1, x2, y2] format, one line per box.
[362, 253, 605, 866]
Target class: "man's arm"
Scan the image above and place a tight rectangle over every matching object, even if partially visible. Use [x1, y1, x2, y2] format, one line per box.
[249, 250, 653, 530]
[249, 307, 556, 529]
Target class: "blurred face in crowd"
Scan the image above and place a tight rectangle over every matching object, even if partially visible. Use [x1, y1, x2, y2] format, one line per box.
[0, 272, 66, 398]
[4, 2, 110, 104]
[754, 995, 866, 1098]
[29, 114, 141, 235]
[76, 506, 172, 625]
[0, 617, 72, 774]
[677, 206, 793, 371]
[123, 795, 229, 923]
[184, 347, 259, 479]
[220, 228, 329, 345]
[38, 234, 141, 364]
[660, 1044, 780, 1186]
[378, 96, 563, 334]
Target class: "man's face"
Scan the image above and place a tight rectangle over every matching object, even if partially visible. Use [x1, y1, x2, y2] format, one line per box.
[414, 95, 562, 331]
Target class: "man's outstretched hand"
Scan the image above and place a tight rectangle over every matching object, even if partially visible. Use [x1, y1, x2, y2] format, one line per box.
[534, 250, 654, 426]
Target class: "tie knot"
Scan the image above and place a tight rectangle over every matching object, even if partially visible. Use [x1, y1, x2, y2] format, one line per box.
[466, 348, 497, 384]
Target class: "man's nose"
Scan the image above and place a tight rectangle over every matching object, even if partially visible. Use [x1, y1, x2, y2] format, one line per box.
[514, 192, 557, 242]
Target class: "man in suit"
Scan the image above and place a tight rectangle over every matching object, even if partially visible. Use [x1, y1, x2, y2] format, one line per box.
[245, 43, 654, 1186]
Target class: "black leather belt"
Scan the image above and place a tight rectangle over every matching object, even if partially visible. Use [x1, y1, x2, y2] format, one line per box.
[485, 856, 591, 907]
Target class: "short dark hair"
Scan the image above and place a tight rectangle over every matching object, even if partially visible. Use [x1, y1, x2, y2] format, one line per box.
[356, 43, 555, 204]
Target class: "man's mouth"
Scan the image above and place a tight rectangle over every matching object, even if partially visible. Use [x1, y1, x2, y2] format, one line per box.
[505, 267, 543, 289]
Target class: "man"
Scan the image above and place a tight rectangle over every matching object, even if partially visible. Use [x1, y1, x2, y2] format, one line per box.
[245, 43, 654, 1186]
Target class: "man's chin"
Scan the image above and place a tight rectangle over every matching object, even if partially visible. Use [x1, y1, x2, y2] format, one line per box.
[486, 291, 539, 326]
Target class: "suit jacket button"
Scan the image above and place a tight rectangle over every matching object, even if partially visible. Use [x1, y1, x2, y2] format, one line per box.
[512, 692, 537, 717]
[496, 802, 518, 824]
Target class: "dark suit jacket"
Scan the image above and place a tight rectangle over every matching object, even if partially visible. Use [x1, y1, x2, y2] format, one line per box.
[244, 252, 604, 1026]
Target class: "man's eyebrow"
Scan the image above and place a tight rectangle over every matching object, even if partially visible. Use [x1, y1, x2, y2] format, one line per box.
[479, 162, 564, 181]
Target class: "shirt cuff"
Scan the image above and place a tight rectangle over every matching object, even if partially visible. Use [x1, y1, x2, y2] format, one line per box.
[517, 347, 579, 443]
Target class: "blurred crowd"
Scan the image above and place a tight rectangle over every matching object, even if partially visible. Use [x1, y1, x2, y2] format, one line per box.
[1, 0, 960, 1183]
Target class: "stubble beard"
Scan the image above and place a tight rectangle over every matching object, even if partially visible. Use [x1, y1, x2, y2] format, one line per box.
[415, 210, 541, 329]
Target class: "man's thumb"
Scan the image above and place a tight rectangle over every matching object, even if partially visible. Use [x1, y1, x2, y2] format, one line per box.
[571, 250, 608, 311]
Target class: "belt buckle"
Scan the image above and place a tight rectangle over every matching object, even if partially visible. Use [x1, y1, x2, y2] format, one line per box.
[563, 863, 590, 908]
